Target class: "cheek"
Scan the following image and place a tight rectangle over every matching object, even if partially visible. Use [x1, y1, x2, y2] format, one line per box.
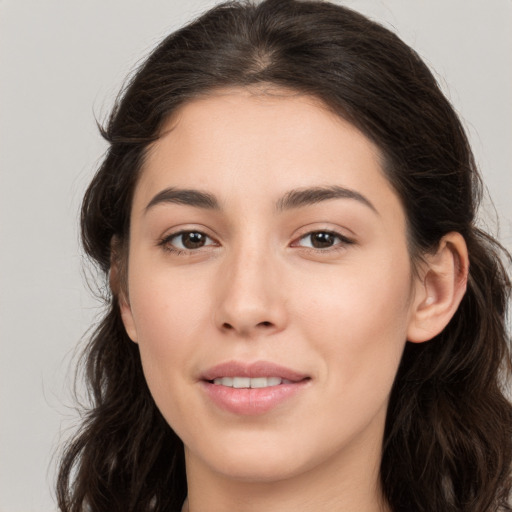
[129, 251, 212, 334]
[296, 254, 412, 396]
[298, 249, 412, 327]
[127, 270, 210, 394]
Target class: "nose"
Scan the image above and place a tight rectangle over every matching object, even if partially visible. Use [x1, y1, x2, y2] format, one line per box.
[213, 244, 288, 338]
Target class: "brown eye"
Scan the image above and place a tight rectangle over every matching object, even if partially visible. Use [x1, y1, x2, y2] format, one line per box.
[296, 231, 353, 250]
[309, 232, 337, 248]
[180, 232, 207, 249]
[163, 230, 216, 252]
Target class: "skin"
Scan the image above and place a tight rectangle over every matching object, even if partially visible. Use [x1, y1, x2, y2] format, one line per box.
[118, 87, 468, 512]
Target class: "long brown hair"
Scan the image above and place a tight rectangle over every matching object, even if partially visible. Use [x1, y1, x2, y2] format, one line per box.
[57, 1, 512, 510]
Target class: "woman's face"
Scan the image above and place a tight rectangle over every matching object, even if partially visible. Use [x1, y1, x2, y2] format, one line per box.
[121, 87, 422, 484]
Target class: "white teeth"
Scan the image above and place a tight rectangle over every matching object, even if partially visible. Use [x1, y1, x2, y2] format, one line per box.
[233, 377, 250, 388]
[212, 376, 284, 388]
[251, 377, 278, 388]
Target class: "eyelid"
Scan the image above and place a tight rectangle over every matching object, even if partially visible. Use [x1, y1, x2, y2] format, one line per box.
[292, 227, 354, 244]
[157, 226, 355, 256]
[158, 228, 219, 254]
[290, 228, 355, 253]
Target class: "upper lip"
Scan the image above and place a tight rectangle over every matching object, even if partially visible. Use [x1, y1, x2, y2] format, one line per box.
[200, 360, 309, 382]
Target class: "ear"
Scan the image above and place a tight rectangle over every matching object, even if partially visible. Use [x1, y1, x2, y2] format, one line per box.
[118, 295, 138, 343]
[110, 237, 138, 343]
[407, 232, 469, 343]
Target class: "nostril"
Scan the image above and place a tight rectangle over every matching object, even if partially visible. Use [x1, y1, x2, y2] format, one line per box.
[219, 320, 274, 332]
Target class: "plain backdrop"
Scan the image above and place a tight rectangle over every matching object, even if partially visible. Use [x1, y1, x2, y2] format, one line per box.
[1, 1, 511, 510]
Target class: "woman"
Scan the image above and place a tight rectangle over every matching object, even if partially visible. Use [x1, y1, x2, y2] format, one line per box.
[57, 0, 512, 510]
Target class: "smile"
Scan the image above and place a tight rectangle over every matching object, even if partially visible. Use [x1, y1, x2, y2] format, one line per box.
[212, 376, 292, 388]
[200, 361, 311, 415]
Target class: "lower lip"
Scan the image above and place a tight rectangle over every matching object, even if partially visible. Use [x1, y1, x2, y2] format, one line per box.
[201, 380, 310, 415]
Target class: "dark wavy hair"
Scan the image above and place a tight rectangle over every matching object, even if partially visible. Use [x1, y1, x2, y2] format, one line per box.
[57, 0, 512, 510]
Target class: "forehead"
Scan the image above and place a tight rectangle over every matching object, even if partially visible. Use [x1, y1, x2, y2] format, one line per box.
[149, 85, 378, 158]
[134, 86, 401, 221]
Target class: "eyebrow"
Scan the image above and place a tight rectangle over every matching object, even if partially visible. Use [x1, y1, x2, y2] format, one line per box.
[145, 188, 220, 212]
[275, 185, 378, 214]
[145, 185, 378, 215]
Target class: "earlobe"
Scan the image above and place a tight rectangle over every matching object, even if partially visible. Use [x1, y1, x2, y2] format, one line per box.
[119, 295, 139, 343]
[407, 232, 469, 343]
[110, 236, 138, 343]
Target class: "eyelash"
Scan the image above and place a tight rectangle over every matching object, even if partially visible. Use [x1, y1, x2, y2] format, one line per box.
[158, 230, 218, 256]
[292, 230, 355, 253]
[158, 229, 355, 256]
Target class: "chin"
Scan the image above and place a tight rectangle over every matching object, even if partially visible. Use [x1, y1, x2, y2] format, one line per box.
[187, 433, 315, 483]
[210, 455, 304, 483]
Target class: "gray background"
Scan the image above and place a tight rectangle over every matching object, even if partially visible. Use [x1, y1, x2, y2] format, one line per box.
[1, 1, 511, 510]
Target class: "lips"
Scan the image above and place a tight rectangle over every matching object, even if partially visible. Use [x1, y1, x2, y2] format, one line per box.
[200, 360, 311, 415]
[200, 360, 309, 382]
